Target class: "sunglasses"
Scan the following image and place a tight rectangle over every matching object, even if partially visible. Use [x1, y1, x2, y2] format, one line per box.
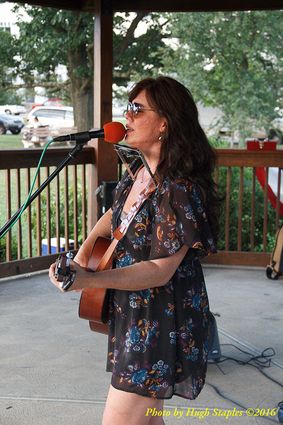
[126, 102, 156, 116]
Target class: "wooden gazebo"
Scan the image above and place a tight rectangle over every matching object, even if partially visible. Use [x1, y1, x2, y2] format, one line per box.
[1, 0, 282, 277]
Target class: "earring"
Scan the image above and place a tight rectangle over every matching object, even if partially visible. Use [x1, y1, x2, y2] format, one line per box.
[158, 133, 166, 142]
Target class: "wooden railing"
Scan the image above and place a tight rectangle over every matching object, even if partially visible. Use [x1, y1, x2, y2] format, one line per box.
[0, 148, 282, 277]
[203, 149, 283, 267]
[0, 147, 95, 277]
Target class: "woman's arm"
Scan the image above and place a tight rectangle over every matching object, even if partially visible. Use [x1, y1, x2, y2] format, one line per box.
[49, 244, 189, 292]
[73, 208, 112, 267]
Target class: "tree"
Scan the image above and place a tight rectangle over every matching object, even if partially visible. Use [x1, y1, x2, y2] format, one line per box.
[166, 11, 283, 141]
[0, 29, 22, 104]
[5, 7, 170, 131]
[113, 13, 171, 89]
[13, 5, 95, 131]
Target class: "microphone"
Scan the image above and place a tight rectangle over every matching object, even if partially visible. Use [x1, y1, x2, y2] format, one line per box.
[53, 121, 126, 144]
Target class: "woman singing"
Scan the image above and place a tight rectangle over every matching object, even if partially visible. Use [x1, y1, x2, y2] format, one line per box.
[49, 76, 220, 425]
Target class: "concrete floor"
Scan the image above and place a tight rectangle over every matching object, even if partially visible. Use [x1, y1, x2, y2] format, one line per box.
[0, 266, 283, 425]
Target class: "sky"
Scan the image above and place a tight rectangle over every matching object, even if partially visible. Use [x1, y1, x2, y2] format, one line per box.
[0, 2, 19, 35]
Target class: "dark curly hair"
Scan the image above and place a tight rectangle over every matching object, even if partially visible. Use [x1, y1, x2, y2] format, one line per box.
[128, 76, 221, 242]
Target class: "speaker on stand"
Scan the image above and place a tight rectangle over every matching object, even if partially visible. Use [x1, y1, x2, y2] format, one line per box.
[207, 312, 221, 361]
[96, 181, 118, 215]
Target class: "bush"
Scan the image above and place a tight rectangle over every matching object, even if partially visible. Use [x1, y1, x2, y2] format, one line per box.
[216, 166, 278, 252]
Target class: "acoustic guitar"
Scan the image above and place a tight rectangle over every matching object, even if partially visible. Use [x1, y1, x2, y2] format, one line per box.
[78, 237, 112, 334]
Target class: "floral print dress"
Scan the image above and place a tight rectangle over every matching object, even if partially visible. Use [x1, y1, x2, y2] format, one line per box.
[106, 160, 217, 400]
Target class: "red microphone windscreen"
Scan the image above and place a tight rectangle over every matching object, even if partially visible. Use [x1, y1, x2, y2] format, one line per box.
[103, 121, 126, 143]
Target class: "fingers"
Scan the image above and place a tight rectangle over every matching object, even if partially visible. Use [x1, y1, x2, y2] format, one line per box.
[49, 262, 64, 292]
[49, 263, 56, 278]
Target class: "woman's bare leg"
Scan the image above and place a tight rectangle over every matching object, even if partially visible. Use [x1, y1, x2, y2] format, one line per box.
[148, 414, 165, 425]
[102, 385, 166, 425]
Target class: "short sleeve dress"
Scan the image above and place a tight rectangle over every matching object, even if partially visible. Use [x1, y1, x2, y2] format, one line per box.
[106, 160, 217, 400]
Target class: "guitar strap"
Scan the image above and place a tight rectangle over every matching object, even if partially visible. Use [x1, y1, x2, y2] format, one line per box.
[96, 179, 156, 272]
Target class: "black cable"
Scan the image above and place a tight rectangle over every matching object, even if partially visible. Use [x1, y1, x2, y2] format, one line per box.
[205, 381, 247, 410]
[207, 344, 283, 423]
[206, 382, 278, 424]
[205, 311, 283, 421]
[207, 343, 282, 423]
[209, 344, 276, 368]
[258, 368, 283, 389]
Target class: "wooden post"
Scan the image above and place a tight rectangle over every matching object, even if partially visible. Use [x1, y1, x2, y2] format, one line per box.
[87, 0, 118, 232]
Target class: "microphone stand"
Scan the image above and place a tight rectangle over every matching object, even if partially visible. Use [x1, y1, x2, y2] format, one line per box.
[0, 143, 85, 239]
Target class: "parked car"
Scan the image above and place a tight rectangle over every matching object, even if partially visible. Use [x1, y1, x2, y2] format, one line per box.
[0, 113, 25, 135]
[0, 104, 26, 115]
[21, 105, 75, 148]
[26, 105, 74, 127]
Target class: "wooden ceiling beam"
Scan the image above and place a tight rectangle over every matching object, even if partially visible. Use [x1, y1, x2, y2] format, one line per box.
[115, 0, 283, 12]
[6, 0, 283, 12]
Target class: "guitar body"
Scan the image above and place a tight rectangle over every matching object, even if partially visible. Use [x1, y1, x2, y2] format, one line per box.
[78, 237, 112, 334]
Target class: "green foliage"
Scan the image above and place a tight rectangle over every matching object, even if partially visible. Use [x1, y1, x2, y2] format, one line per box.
[216, 166, 278, 252]
[0, 165, 86, 261]
[0, 29, 19, 102]
[113, 13, 170, 89]
[9, 6, 97, 130]
[166, 11, 283, 141]
[0, 29, 17, 73]
[11, 8, 169, 91]
[208, 137, 230, 148]
[0, 236, 5, 262]
[1, 8, 282, 138]
[32, 180, 85, 249]
[14, 6, 94, 75]
[0, 89, 23, 105]
[12, 6, 94, 86]
[7, 8, 170, 128]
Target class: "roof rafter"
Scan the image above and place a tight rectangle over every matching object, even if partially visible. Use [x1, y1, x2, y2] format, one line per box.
[6, 0, 283, 12]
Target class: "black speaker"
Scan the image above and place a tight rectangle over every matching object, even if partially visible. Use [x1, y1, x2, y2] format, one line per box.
[96, 181, 118, 214]
[207, 312, 221, 361]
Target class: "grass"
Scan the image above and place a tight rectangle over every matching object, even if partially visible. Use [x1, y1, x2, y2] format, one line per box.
[0, 133, 22, 149]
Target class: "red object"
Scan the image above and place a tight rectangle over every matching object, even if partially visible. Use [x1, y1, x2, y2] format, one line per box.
[246, 139, 277, 151]
[255, 168, 283, 216]
[43, 98, 63, 106]
[247, 139, 283, 216]
[103, 121, 126, 143]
